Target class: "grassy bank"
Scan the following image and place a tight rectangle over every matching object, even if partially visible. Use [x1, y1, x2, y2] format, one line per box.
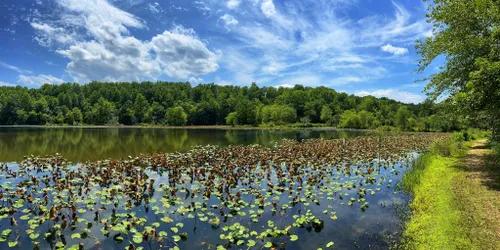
[401, 153, 470, 249]
[401, 130, 499, 249]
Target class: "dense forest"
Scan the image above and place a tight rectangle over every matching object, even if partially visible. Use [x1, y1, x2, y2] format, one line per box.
[0, 82, 470, 131]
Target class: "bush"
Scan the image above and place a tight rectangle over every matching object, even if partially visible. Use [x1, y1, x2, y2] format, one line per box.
[452, 131, 470, 142]
[376, 125, 397, 132]
[430, 138, 461, 157]
[165, 106, 187, 126]
[467, 128, 491, 140]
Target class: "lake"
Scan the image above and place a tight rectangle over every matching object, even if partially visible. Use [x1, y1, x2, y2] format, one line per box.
[0, 127, 434, 250]
[0, 127, 373, 162]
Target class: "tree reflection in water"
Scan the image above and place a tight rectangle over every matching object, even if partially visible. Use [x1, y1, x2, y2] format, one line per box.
[0, 127, 371, 162]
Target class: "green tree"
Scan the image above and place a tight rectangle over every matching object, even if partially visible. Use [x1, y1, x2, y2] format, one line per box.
[320, 105, 333, 124]
[225, 112, 238, 126]
[417, 0, 500, 137]
[260, 105, 297, 125]
[72, 107, 83, 124]
[16, 109, 28, 124]
[358, 110, 376, 129]
[118, 100, 135, 125]
[93, 98, 116, 125]
[338, 110, 361, 129]
[0, 81, 461, 131]
[66, 111, 75, 125]
[134, 93, 149, 123]
[396, 106, 411, 130]
[54, 111, 65, 124]
[166, 106, 187, 126]
[145, 102, 165, 124]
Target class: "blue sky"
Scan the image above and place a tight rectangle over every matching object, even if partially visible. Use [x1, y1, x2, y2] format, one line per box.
[0, 0, 440, 103]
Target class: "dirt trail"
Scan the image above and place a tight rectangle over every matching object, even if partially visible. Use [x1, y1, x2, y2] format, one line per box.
[455, 140, 500, 248]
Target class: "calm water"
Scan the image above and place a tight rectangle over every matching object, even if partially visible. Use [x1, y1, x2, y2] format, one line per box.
[0, 127, 372, 162]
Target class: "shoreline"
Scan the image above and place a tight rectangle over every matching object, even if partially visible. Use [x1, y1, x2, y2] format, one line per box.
[0, 124, 376, 132]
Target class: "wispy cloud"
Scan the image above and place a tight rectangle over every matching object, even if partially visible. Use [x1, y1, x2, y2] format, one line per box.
[220, 14, 239, 26]
[18, 74, 64, 87]
[226, 0, 240, 9]
[0, 61, 32, 74]
[22, 0, 431, 96]
[203, 0, 430, 87]
[0, 81, 16, 87]
[355, 88, 425, 104]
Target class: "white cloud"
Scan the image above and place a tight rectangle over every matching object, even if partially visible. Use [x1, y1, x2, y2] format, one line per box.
[355, 89, 425, 104]
[151, 26, 219, 79]
[220, 14, 239, 26]
[30, 0, 219, 82]
[275, 84, 294, 88]
[189, 77, 205, 84]
[148, 2, 162, 13]
[207, 0, 426, 87]
[227, 0, 240, 9]
[0, 61, 32, 74]
[358, 1, 430, 47]
[31, 22, 76, 47]
[18, 74, 65, 86]
[28, 0, 431, 89]
[194, 1, 212, 17]
[381, 44, 409, 56]
[261, 0, 276, 18]
[0, 81, 16, 87]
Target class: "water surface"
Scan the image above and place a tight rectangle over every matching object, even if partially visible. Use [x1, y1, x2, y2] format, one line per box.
[0, 127, 371, 162]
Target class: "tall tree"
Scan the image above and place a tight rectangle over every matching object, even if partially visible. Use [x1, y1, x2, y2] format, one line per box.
[166, 106, 187, 126]
[320, 106, 333, 124]
[134, 93, 149, 123]
[417, 0, 500, 137]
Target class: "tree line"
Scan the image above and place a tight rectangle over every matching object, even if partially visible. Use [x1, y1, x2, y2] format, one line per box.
[0, 81, 472, 131]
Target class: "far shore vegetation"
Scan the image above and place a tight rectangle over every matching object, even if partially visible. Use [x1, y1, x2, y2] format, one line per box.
[0, 82, 477, 132]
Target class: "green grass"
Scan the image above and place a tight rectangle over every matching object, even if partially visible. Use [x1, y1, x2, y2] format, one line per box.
[402, 153, 474, 250]
[402, 135, 500, 250]
[400, 153, 433, 194]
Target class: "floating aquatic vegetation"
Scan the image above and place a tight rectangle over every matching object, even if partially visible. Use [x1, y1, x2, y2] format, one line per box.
[0, 134, 449, 249]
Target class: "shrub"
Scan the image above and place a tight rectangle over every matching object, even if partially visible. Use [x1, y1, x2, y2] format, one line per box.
[452, 131, 469, 142]
[467, 128, 491, 140]
[430, 138, 461, 157]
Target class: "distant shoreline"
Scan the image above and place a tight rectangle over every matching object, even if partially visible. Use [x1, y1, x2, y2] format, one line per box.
[0, 124, 375, 132]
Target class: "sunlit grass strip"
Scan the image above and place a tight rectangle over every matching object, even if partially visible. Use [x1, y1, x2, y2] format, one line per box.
[402, 153, 473, 250]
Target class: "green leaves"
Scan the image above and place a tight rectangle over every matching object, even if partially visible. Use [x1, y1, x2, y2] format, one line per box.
[29, 233, 39, 240]
[133, 233, 143, 244]
[247, 240, 256, 247]
[326, 241, 335, 248]
[113, 235, 124, 242]
[290, 235, 298, 241]
[1, 229, 12, 237]
[8, 241, 18, 247]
